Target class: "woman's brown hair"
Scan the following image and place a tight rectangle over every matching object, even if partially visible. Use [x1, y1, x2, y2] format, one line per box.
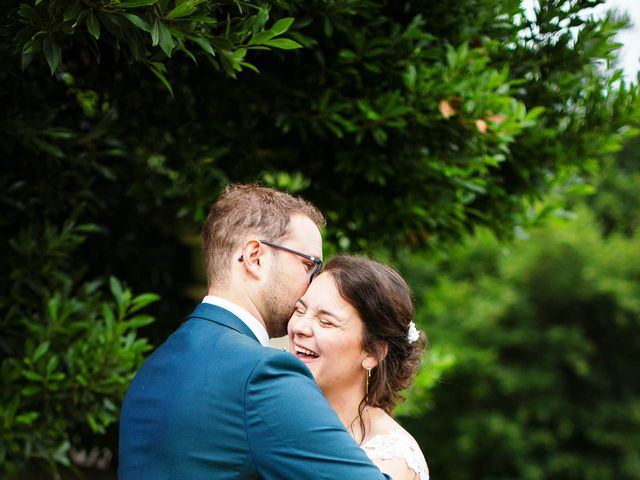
[324, 256, 427, 441]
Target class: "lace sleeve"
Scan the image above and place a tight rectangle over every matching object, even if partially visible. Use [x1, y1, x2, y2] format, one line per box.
[362, 429, 429, 480]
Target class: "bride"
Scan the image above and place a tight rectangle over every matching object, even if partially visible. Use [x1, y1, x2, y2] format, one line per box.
[288, 256, 429, 480]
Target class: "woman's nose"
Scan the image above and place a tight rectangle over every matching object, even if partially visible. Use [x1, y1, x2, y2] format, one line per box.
[291, 315, 313, 337]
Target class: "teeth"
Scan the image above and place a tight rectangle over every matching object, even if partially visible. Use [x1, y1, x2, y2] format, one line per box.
[296, 346, 319, 357]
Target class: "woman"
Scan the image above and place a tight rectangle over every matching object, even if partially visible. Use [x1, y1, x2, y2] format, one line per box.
[288, 256, 429, 480]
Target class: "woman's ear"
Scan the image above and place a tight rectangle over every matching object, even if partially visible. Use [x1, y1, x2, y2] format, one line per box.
[362, 342, 388, 370]
[362, 342, 389, 370]
[362, 357, 377, 370]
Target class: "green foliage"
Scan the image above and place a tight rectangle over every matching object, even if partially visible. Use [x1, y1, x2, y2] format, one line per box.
[400, 210, 640, 479]
[3, 0, 640, 476]
[0, 217, 158, 478]
[13, 0, 301, 86]
[5, 0, 639, 252]
[587, 136, 640, 236]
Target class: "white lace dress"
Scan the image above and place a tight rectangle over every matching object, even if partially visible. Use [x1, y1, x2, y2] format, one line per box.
[362, 429, 429, 480]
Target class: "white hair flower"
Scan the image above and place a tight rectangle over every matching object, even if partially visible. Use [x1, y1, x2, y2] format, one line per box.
[407, 321, 420, 343]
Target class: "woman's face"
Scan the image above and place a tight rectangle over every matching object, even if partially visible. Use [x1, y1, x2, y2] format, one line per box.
[287, 272, 374, 397]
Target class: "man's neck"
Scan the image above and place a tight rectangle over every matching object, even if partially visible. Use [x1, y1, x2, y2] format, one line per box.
[207, 289, 266, 330]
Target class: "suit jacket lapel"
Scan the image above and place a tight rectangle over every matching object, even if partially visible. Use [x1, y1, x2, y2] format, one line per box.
[187, 303, 261, 344]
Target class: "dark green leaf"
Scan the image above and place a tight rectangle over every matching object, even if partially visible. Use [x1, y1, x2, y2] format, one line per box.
[151, 18, 160, 45]
[63, 2, 83, 22]
[188, 15, 216, 24]
[42, 36, 62, 74]
[157, 21, 174, 56]
[192, 36, 214, 56]
[129, 293, 161, 313]
[270, 17, 294, 35]
[263, 38, 302, 50]
[117, 0, 156, 8]
[109, 276, 125, 304]
[33, 341, 50, 363]
[122, 315, 155, 328]
[239, 61, 259, 73]
[248, 30, 276, 45]
[87, 11, 100, 39]
[18, 4, 39, 20]
[46, 356, 59, 375]
[123, 13, 151, 32]
[149, 63, 174, 95]
[16, 412, 39, 426]
[165, 3, 197, 20]
[209, 36, 234, 50]
[23, 371, 42, 381]
[21, 386, 40, 396]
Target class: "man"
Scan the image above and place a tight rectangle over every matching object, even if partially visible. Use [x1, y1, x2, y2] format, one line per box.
[118, 184, 389, 479]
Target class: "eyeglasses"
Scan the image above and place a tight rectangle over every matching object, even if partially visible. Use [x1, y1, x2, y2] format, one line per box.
[260, 240, 322, 281]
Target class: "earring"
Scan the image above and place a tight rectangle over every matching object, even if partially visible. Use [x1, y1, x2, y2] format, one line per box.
[365, 367, 371, 401]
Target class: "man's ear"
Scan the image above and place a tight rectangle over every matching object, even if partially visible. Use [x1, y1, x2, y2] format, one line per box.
[238, 239, 264, 279]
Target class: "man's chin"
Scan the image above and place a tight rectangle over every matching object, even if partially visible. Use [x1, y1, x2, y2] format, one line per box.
[265, 316, 290, 339]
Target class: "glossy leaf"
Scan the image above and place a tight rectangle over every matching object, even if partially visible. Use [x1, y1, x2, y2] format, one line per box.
[263, 38, 302, 50]
[42, 36, 61, 74]
[87, 11, 100, 39]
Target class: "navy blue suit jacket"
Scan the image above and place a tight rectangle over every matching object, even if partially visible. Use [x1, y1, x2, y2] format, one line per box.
[119, 303, 390, 479]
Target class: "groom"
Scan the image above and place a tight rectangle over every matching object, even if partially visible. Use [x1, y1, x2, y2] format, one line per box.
[118, 184, 389, 479]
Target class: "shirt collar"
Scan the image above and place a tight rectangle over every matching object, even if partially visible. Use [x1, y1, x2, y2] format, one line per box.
[201, 295, 269, 347]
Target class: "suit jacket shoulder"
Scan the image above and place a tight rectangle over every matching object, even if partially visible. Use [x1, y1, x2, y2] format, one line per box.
[119, 303, 389, 480]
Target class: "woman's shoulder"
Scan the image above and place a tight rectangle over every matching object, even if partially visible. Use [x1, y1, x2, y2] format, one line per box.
[362, 410, 429, 480]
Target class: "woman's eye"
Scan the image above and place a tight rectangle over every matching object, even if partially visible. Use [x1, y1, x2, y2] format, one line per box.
[319, 318, 333, 327]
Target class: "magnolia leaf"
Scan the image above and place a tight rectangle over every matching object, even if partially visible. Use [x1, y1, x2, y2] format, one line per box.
[263, 38, 302, 50]
[149, 63, 174, 95]
[165, 3, 197, 20]
[192, 36, 215, 56]
[18, 4, 39, 20]
[43, 36, 62, 74]
[151, 18, 160, 45]
[123, 13, 151, 32]
[157, 21, 174, 56]
[239, 61, 259, 73]
[118, 0, 156, 8]
[87, 11, 100, 39]
[188, 15, 216, 24]
[63, 2, 83, 21]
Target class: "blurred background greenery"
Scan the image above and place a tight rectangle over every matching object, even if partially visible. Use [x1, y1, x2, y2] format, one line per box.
[2, 0, 640, 478]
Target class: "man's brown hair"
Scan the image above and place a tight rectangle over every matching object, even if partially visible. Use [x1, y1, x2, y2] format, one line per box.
[202, 183, 325, 287]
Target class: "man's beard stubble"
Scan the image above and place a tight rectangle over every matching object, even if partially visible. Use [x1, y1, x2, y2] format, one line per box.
[261, 266, 298, 338]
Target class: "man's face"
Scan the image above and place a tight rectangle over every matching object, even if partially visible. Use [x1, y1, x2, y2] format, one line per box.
[262, 214, 322, 338]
